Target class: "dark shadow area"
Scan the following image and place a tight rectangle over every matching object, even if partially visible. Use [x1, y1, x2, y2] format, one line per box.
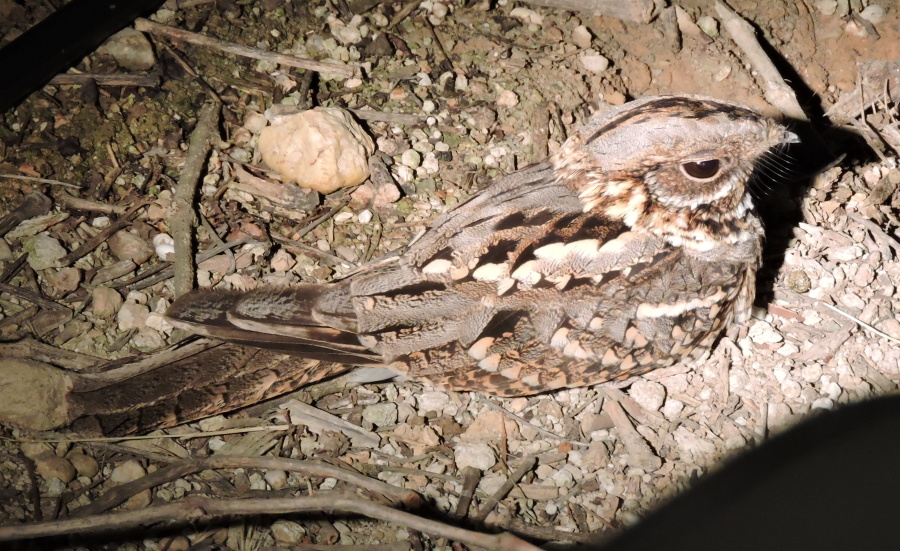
[754, 121, 873, 308]
[565, 394, 900, 551]
[0, 0, 167, 113]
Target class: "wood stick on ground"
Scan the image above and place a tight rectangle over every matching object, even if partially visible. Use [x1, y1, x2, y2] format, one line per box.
[55, 194, 127, 215]
[451, 466, 482, 519]
[69, 456, 421, 518]
[0, 191, 52, 238]
[603, 398, 662, 471]
[171, 102, 219, 298]
[472, 455, 537, 523]
[114, 236, 261, 291]
[133, 18, 356, 79]
[260, 545, 411, 551]
[519, 0, 659, 23]
[50, 73, 160, 87]
[0, 495, 544, 551]
[715, 1, 807, 121]
[0, 282, 69, 312]
[0, 174, 80, 189]
[55, 199, 150, 267]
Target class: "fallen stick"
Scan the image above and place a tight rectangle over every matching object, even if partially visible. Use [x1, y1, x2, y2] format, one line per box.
[134, 18, 356, 79]
[715, 1, 808, 121]
[518, 0, 659, 23]
[171, 102, 219, 298]
[0, 495, 543, 551]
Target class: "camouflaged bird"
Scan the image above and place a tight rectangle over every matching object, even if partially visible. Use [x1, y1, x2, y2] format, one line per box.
[168, 95, 797, 397]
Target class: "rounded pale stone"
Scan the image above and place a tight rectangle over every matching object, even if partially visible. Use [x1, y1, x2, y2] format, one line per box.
[258, 108, 374, 194]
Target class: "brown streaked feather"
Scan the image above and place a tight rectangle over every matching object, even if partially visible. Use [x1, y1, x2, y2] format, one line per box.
[167, 289, 382, 365]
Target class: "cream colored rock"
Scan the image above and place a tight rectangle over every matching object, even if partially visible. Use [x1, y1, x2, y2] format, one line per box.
[258, 108, 374, 194]
[0, 359, 72, 430]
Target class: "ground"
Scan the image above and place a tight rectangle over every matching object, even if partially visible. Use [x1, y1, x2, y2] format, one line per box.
[0, 0, 899, 549]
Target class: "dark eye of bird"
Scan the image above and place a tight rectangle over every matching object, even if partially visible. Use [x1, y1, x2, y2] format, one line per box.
[681, 159, 721, 180]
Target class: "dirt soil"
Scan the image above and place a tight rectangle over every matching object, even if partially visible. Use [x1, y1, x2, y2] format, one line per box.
[1, 0, 899, 549]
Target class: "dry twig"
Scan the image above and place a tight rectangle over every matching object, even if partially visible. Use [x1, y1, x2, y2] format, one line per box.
[172, 102, 220, 298]
[715, 1, 807, 121]
[134, 18, 355, 78]
[0, 495, 542, 551]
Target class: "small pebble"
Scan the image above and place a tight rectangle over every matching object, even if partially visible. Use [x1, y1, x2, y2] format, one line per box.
[454, 443, 497, 471]
[814, 0, 837, 16]
[859, 5, 885, 24]
[271, 520, 306, 544]
[243, 112, 268, 133]
[271, 249, 296, 272]
[661, 398, 685, 420]
[812, 397, 834, 410]
[417, 391, 450, 413]
[580, 53, 610, 73]
[497, 90, 519, 108]
[509, 7, 542, 25]
[767, 402, 794, 431]
[67, 452, 100, 478]
[24, 233, 66, 270]
[158, 537, 191, 551]
[152, 233, 175, 261]
[111, 459, 146, 484]
[628, 380, 666, 411]
[362, 402, 398, 427]
[44, 267, 81, 292]
[118, 302, 150, 331]
[97, 28, 156, 71]
[108, 230, 154, 263]
[697, 15, 718, 37]
[264, 469, 288, 490]
[400, 149, 422, 169]
[748, 320, 783, 344]
[571, 25, 593, 49]
[34, 453, 76, 484]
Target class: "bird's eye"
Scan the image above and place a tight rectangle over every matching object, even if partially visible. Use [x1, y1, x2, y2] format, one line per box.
[681, 159, 721, 180]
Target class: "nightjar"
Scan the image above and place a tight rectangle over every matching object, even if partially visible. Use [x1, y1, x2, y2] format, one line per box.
[168, 95, 797, 397]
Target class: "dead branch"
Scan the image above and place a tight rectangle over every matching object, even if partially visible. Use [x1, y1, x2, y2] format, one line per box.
[715, 1, 807, 121]
[0, 192, 52, 238]
[56, 200, 150, 267]
[171, 102, 219, 298]
[518, 0, 659, 23]
[133, 18, 356, 79]
[0, 494, 543, 551]
[50, 73, 161, 87]
[69, 456, 422, 518]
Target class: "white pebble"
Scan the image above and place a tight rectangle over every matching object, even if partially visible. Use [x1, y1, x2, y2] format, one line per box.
[748, 320, 783, 344]
[697, 15, 718, 37]
[400, 149, 421, 169]
[417, 391, 450, 413]
[571, 25, 593, 49]
[580, 53, 610, 73]
[454, 443, 496, 471]
[860, 5, 885, 24]
[661, 398, 684, 420]
[152, 233, 175, 261]
[776, 343, 799, 356]
[628, 380, 666, 411]
[812, 397, 834, 410]
[496, 90, 519, 108]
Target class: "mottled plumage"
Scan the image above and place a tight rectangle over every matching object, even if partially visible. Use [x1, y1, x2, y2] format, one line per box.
[168, 94, 797, 397]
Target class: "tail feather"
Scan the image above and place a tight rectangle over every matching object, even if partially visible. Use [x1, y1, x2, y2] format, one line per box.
[166, 287, 383, 366]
